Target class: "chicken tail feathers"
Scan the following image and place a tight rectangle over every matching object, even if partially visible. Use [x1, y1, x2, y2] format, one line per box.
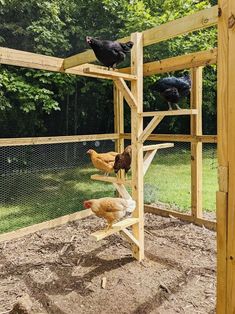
[126, 199, 136, 213]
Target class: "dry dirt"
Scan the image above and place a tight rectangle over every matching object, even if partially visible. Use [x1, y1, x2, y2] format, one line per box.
[0, 213, 216, 314]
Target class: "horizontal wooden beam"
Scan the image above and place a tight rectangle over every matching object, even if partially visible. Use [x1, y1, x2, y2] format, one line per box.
[91, 174, 131, 186]
[0, 209, 93, 243]
[142, 5, 218, 47]
[83, 65, 137, 81]
[121, 133, 217, 143]
[121, 48, 217, 76]
[0, 133, 119, 147]
[143, 143, 174, 152]
[144, 205, 216, 231]
[0, 47, 64, 72]
[91, 218, 139, 241]
[141, 109, 198, 117]
[63, 36, 130, 69]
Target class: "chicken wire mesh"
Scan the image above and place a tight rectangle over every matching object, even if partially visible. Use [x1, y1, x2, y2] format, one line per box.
[0, 138, 218, 234]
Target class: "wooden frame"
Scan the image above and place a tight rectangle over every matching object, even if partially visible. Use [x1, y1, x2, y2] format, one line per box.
[1, 3, 235, 310]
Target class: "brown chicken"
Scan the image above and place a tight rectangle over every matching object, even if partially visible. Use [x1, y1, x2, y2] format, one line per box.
[113, 145, 132, 175]
[87, 149, 118, 176]
[84, 197, 136, 229]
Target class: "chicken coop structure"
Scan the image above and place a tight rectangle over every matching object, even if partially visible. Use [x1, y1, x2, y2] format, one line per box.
[0, 0, 234, 312]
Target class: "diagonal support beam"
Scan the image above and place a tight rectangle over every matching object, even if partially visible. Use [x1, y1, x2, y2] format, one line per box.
[120, 229, 140, 248]
[139, 116, 164, 143]
[143, 149, 158, 175]
[114, 78, 138, 110]
[113, 183, 132, 200]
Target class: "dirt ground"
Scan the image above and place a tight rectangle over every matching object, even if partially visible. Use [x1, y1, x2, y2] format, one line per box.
[0, 213, 216, 314]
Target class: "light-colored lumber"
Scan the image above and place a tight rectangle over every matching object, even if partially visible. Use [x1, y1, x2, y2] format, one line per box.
[113, 183, 132, 200]
[90, 218, 139, 241]
[142, 143, 174, 152]
[141, 109, 198, 117]
[217, 0, 229, 312]
[0, 209, 93, 243]
[144, 205, 216, 231]
[121, 133, 217, 143]
[142, 6, 218, 47]
[0, 133, 119, 147]
[114, 78, 138, 109]
[83, 65, 137, 81]
[143, 144, 174, 175]
[120, 229, 140, 248]
[131, 32, 144, 261]
[190, 67, 203, 219]
[0, 47, 64, 72]
[226, 0, 235, 312]
[90, 174, 131, 186]
[121, 48, 217, 76]
[63, 36, 130, 69]
[139, 116, 164, 143]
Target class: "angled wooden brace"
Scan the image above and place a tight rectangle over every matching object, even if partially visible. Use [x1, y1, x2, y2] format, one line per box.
[114, 78, 138, 110]
[139, 115, 164, 143]
[113, 183, 132, 200]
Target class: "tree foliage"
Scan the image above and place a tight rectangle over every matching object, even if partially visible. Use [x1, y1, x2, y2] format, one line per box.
[0, 0, 217, 137]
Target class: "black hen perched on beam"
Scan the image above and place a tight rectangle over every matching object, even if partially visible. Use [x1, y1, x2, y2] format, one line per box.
[154, 73, 191, 110]
[86, 36, 134, 69]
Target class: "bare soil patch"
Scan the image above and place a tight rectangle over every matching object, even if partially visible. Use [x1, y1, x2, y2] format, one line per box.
[0, 213, 216, 314]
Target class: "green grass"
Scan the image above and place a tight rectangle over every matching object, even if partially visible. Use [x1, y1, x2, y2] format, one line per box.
[0, 148, 218, 234]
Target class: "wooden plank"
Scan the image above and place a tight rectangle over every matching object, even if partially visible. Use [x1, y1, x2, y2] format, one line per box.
[144, 205, 216, 231]
[142, 6, 218, 47]
[139, 116, 164, 143]
[113, 183, 132, 200]
[143, 150, 158, 176]
[226, 0, 235, 311]
[131, 32, 144, 261]
[190, 67, 203, 219]
[217, 0, 229, 312]
[91, 218, 139, 241]
[141, 109, 198, 117]
[83, 65, 137, 81]
[0, 47, 64, 72]
[0, 209, 93, 243]
[63, 36, 130, 69]
[121, 48, 217, 76]
[216, 191, 228, 313]
[121, 133, 217, 143]
[120, 229, 140, 247]
[142, 143, 174, 152]
[0, 134, 119, 147]
[90, 174, 131, 186]
[114, 78, 138, 109]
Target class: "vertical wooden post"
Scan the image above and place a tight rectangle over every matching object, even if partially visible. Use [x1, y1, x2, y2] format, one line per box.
[131, 32, 144, 261]
[114, 84, 124, 154]
[190, 67, 203, 219]
[226, 0, 235, 312]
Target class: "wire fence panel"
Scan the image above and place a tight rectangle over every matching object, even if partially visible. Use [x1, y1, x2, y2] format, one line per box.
[0, 140, 116, 234]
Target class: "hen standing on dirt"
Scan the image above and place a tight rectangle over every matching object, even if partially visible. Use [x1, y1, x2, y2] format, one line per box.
[154, 73, 191, 110]
[86, 36, 134, 69]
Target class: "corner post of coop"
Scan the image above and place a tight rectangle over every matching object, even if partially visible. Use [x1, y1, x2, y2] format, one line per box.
[131, 32, 144, 261]
[217, 0, 235, 312]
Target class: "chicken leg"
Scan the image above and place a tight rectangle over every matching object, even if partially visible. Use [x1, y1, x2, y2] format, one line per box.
[175, 104, 181, 110]
[168, 102, 173, 110]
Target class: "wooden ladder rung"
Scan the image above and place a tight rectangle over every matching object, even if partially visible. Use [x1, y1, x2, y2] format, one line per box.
[141, 109, 198, 117]
[91, 174, 131, 186]
[143, 143, 174, 152]
[91, 218, 139, 241]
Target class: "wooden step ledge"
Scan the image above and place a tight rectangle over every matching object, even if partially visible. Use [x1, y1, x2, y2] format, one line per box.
[83, 65, 137, 81]
[141, 109, 198, 117]
[91, 218, 139, 241]
[143, 143, 174, 152]
[91, 174, 131, 186]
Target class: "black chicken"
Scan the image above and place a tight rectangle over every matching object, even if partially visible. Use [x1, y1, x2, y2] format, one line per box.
[154, 73, 191, 110]
[86, 36, 134, 69]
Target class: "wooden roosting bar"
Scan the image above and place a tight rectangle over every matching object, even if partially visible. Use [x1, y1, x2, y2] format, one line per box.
[0, 2, 235, 312]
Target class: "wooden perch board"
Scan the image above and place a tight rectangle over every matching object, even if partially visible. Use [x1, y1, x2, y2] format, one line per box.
[141, 109, 198, 117]
[91, 218, 139, 241]
[83, 65, 137, 81]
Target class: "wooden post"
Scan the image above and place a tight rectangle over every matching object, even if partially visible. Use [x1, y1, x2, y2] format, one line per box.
[190, 67, 203, 219]
[114, 84, 124, 154]
[226, 0, 235, 312]
[131, 32, 144, 261]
